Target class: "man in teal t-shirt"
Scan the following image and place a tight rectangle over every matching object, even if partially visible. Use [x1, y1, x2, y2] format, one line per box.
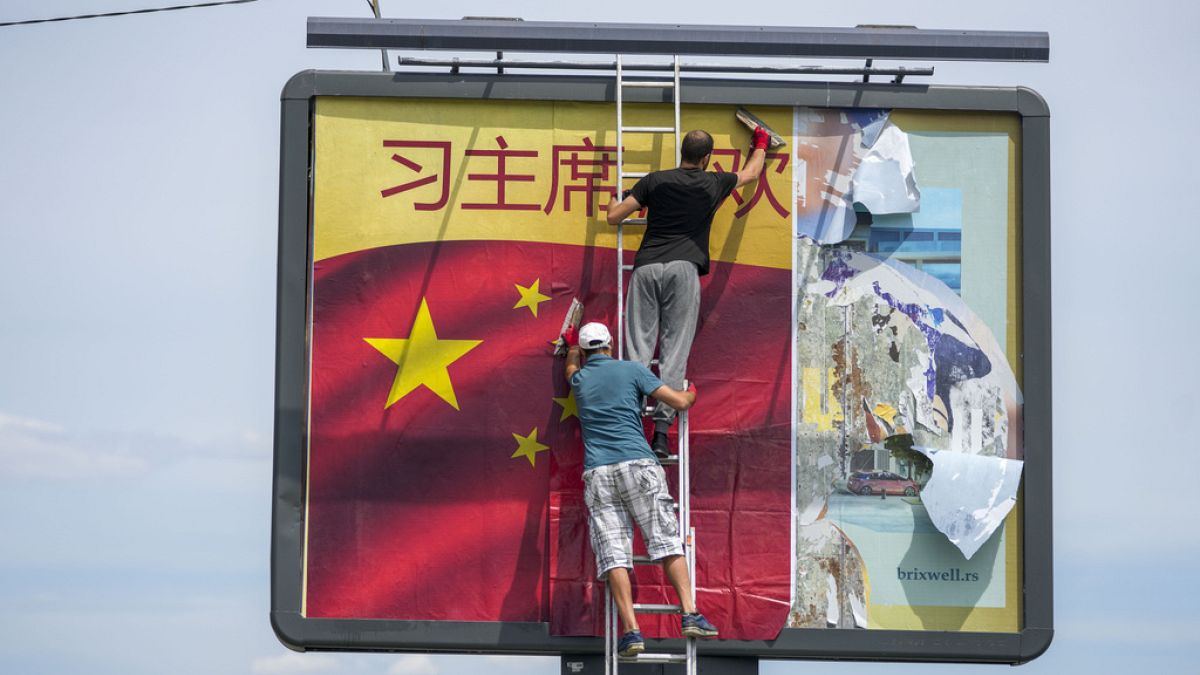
[562, 322, 719, 657]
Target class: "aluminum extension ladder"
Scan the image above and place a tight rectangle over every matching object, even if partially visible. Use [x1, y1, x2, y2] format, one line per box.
[607, 54, 698, 675]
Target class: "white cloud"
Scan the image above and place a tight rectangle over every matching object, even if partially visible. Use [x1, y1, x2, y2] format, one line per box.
[0, 411, 147, 479]
[251, 651, 341, 674]
[0, 410, 271, 482]
[387, 654, 441, 675]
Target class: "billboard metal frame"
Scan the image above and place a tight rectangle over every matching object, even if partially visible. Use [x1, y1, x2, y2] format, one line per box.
[272, 69, 1052, 664]
[306, 17, 1050, 62]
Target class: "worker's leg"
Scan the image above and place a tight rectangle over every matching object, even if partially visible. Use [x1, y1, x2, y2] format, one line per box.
[585, 464, 638, 629]
[624, 263, 662, 367]
[623, 459, 691, 610]
[660, 554, 697, 614]
[652, 260, 701, 426]
[607, 567, 639, 632]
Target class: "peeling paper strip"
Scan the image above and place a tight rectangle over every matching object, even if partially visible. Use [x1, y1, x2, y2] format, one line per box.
[825, 573, 840, 625]
[913, 447, 1024, 559]
[849, 593, 867, 629]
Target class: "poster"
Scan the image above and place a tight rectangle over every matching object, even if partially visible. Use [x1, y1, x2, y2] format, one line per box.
[303, 97, 1025, 638]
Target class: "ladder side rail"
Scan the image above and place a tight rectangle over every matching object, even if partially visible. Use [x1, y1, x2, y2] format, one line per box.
[673, 55, 682, 166]
[618, 55, 626, 359]
[607, 585, 618, 675]
[609, 55, 623, 675]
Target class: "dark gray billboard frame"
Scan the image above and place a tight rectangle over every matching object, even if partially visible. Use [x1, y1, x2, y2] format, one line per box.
[272, 69, 1052, 664]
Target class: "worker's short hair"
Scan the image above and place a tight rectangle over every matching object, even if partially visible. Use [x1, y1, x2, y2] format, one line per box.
[680, 130, 714, 164]
[582, 346, 608, 358]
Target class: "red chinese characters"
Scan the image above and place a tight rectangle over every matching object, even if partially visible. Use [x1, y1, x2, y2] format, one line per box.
[542, 137, 618, 217]
[711, 149, 791, 219]
[463, 136, 540, 211]
[377, 137, 789, 221]
[380, 140, 452, 211]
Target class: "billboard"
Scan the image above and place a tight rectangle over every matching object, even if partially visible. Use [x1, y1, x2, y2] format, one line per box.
[272, 71, 1052, 663]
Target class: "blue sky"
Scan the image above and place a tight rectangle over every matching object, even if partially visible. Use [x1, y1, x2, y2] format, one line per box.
[1, 1, 1196, 673]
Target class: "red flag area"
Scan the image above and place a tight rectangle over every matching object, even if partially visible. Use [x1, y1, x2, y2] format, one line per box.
[306, 239, 792, 640]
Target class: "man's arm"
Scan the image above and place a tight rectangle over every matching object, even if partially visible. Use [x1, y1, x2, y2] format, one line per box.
[734, 126, 772, 188]
[562, 324, 581, 381]
[649, 384, 696, 411]
[734, 148, 766, 188]
[606, 193, 643, 226]
[565, 345, 582, 382]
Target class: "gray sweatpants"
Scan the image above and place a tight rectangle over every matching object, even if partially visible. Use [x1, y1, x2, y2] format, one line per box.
[624, 260, 700, 425]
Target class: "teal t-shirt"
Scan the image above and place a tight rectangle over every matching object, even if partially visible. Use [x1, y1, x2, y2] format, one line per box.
[569, 354, 665, 470]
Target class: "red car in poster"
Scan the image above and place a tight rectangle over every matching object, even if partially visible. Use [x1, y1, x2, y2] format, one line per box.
[848, 471, 920, 496]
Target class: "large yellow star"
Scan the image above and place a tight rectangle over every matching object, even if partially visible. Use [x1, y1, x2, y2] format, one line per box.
[513, 279, 551, 317]
[511, 427, 550, 467]
[552, 390, 578, 422]
[364, 298, 483, 410]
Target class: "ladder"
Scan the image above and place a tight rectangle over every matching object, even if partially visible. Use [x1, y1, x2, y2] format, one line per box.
[606, 55, 697, 675]
[614, 54, 681, 361]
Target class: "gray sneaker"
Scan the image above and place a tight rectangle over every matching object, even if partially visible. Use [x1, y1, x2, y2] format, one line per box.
[681, 612, 719, 638]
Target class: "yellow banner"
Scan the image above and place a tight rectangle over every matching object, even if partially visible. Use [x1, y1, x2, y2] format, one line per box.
[313, 97, 793, 267]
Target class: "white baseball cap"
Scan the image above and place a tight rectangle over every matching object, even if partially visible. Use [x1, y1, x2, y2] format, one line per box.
[578, 322, 612, 349]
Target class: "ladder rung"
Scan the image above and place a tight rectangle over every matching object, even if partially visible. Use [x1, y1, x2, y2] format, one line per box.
[622, 126, 676, 133]
[658, 456, 679, 465]
[621, 217, 647, 225]
[632, 554, 656, 564]
[620, 80, 677, 89]
[619, 653, 688, 664]
[621, 171, 649, 179]
[633, 603, 683, 614]
[621, 264, 635, 271]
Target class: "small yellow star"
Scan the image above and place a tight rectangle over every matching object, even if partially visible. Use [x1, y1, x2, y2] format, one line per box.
[511, 427, 550, 467]
[513, 279, 551, 317]
[364, 298, 483, 410]
[552, 390, 578, 422]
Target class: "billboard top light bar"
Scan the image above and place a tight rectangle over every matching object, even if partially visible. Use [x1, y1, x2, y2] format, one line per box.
[306, 17, 1049, 63]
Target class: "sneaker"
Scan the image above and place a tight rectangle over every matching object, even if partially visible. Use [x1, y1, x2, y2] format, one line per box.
[651, 432, 672, 460]
[681, 612, 719, 638]
[617, 630, 645, 657]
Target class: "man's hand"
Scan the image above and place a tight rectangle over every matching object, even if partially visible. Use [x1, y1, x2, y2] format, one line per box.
[735, 128, 769, 188]
[563, 324, 579, 348]
[606, 192, 642, 226]
[751, 126, 771, 151]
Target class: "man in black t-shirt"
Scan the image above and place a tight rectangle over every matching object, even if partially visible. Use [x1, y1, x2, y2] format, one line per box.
[606, 127, 770, 456]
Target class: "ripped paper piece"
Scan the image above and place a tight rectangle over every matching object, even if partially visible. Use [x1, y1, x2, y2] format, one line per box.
[852, 122, 921, 215]
[813, 192, 859, 247]
[913, 447, 1024, 559]
[800, 113, 922, 245]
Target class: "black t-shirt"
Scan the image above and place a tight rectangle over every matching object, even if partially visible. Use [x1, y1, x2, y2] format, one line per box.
[629, 167, 738, 276]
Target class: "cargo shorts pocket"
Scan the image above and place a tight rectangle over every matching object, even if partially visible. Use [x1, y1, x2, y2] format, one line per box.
[634, 462, 679, 545]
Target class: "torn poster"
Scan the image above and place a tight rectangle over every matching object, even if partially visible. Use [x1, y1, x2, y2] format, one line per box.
[795, 110, 921, 245]
[912, 447, 1024, 560]
[793, 238, 1022, 630]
